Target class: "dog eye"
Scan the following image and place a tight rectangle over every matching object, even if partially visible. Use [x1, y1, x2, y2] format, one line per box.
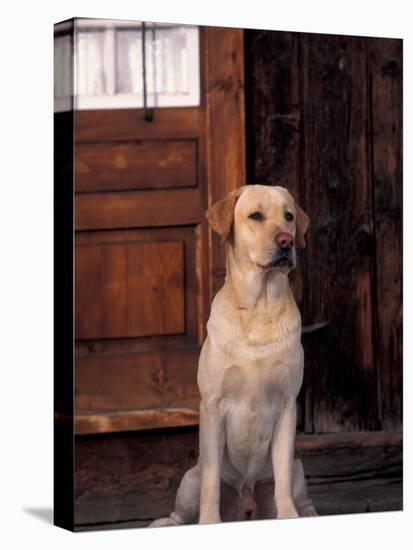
[285, 212, 294, 222]
[248, 211, 264, 221]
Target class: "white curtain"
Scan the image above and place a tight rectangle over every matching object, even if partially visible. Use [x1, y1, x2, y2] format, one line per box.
[54, 20, 200, 111]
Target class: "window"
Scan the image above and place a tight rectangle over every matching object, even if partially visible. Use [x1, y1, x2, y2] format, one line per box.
[54, 18, 200, 112]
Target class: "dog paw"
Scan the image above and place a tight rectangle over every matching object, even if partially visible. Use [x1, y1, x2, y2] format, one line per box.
[199, 513, 221, 525]
[300, 507, 318, 517]
[277, 503, 299, 519]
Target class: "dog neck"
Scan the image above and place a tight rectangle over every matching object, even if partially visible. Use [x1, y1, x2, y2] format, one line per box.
[225, 244, 291, 313]
[222, 245, 299, 347]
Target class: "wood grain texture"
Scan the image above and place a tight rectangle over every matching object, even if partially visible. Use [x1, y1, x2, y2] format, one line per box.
[126, 241, 184, 337]
[75, 226, 201, 354]
[75, 241, 185, 339]
[76, 140, 197, 193]
[75, 349, 200, 432]
[74, 428, 199, 527]
[75, 187, 203, 230]
[245, 31, 404, 432]
[75, 406, 199, 435]
[245, 31, 300, 193]
[75, 108, 200, 142]
[300, 34, 378, 432]
[74, 429, 402, 529]
[204, 27, 246, 298]
[369, 38, 403, 430]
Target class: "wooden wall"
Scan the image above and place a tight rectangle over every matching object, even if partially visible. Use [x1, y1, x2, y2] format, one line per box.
[245, 31, 403, 433]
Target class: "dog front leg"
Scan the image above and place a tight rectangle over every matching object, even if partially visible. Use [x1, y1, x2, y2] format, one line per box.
[271, 402, 299, 519]
[198, 400, 224, 524]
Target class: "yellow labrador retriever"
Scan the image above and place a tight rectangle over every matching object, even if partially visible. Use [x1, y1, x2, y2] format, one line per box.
[150, 185, 317, 526]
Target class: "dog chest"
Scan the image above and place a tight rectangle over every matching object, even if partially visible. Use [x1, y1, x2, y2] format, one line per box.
[219, 364, 280, 475]
[218, 357, 302, 480]
[221, 362, 284, 405]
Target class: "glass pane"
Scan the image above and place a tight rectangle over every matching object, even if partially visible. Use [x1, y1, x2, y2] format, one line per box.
[76, 30, 106, 96]
[54, 18, 200, 111]
[116, 29, 143, 95]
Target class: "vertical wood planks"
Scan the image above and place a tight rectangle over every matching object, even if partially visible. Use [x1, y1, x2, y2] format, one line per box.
[370, 38, 403, 430]
[204, 27, 246, 300]
[245, 30, 402, 432]
[245, 31, 301, 196]
[300, 34, 379, 432]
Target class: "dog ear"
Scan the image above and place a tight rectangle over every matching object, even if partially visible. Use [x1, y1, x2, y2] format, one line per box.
[206, 187, 245, 244]
[294, 202, 310, 248]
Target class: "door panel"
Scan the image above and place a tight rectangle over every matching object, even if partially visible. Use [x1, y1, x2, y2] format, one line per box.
[76, 349, 200, 414]
[75, 226, 201, 354]
[75, 241, 185, 340]
[75, 107, 200, 141]
[76, 140, 198, 192]
[75, 187, 203, 230]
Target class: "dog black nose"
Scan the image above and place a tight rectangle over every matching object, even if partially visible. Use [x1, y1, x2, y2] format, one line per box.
[276, 232, 294, 250]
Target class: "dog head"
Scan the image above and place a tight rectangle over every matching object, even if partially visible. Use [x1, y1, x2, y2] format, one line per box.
[206, 184, 309, 273]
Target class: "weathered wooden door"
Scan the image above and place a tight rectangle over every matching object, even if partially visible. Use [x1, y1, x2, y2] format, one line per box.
[74, 26, 245, 435]
[245, 31, 402, 433]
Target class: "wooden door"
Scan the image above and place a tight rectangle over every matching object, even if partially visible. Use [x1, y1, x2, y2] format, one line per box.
[245, 30, 402, 433]
[74, 27, 246, 435]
